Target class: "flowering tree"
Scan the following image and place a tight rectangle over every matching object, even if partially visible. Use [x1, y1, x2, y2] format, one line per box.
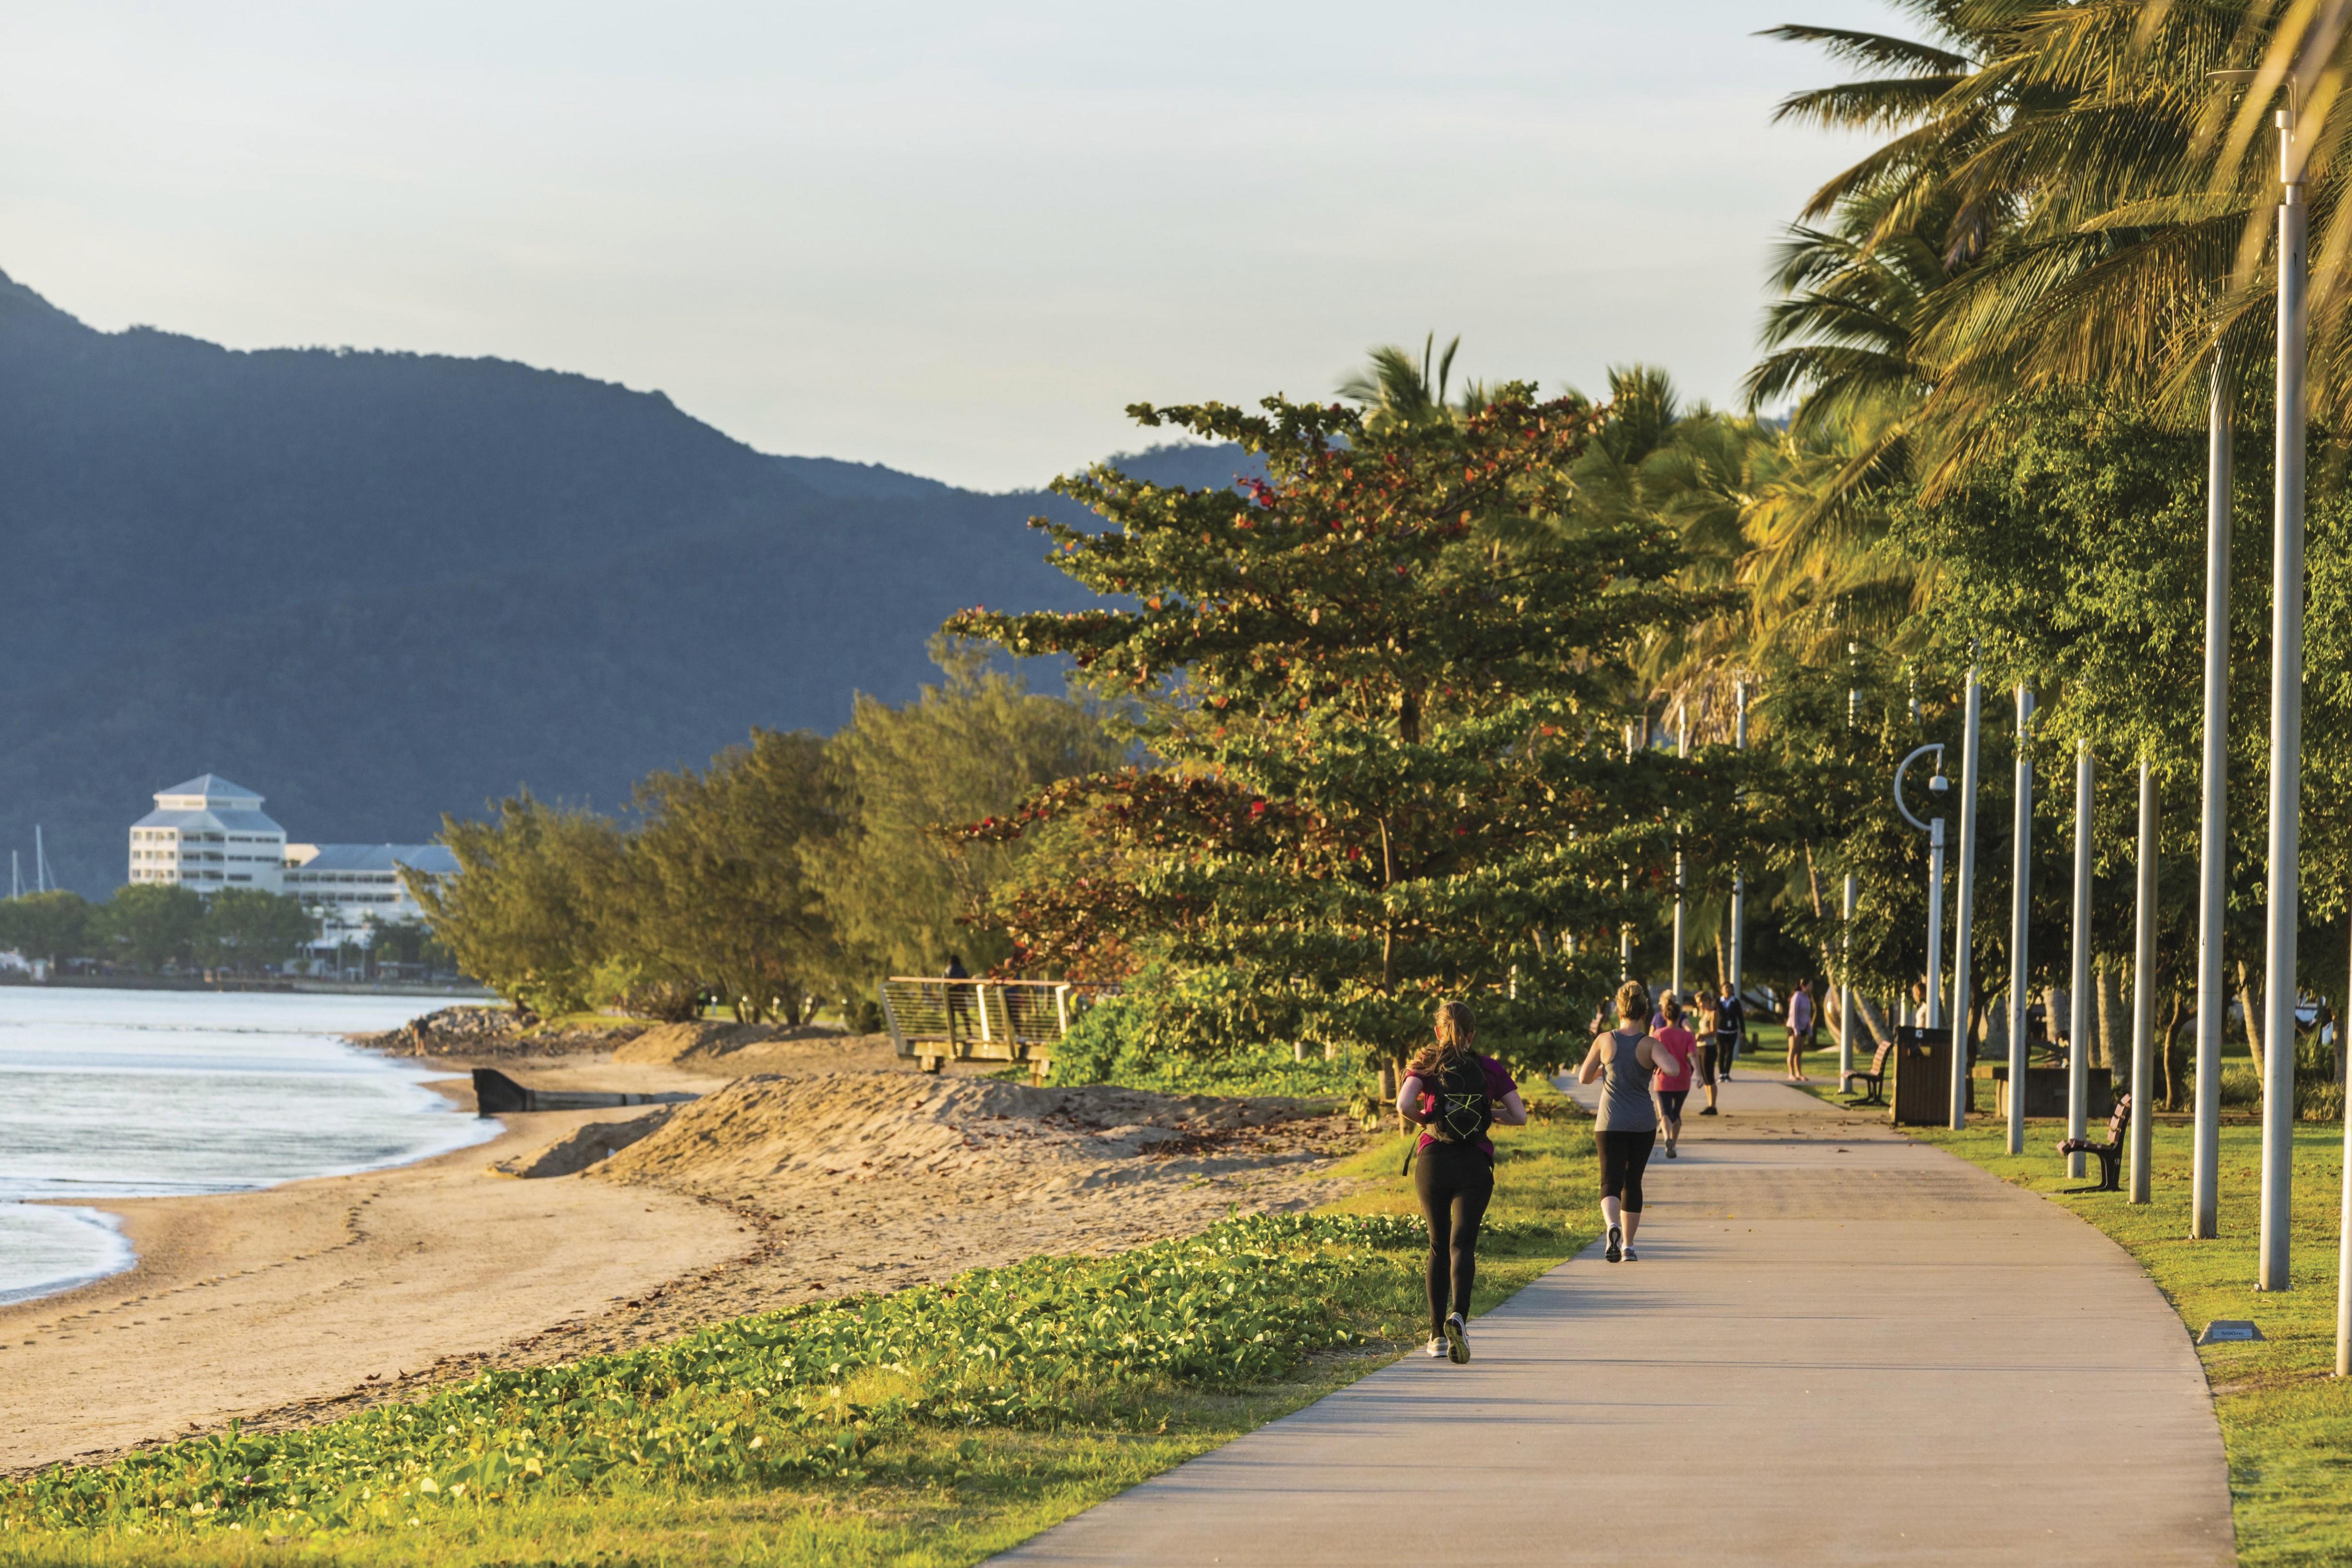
[948, 388, 1729, 1080]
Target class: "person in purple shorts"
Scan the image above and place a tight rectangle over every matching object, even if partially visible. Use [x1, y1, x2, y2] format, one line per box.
[1396, 1001, 1528, 1363]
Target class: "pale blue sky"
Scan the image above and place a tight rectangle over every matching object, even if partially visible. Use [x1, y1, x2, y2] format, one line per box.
[0, 1, 1891, 489]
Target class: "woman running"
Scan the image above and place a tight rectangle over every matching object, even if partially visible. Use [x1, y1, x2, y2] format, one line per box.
[1578, 979, 1667, 1262]
[1693, 994, 1722, 1117]
[1650, 992, 1701, 1159]
[1396, 1001, 1528, 1363]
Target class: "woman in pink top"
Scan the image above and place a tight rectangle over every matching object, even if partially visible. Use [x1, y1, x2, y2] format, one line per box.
[1650, 992, 1701, 1160]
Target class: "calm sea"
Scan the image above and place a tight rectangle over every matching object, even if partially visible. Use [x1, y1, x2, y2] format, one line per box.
[0, 988, 497, 1305]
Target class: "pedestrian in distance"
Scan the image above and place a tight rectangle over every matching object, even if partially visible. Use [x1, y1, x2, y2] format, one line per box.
[1784, 978, 1816, 1082]
[1694, 993, 1722, 1117]
[1396, 1000, 1527, 1364]
[1578, 980, 1669, 1262]
[1712, 983, 1743, 1086]
[1650, 992, 1701, 1158]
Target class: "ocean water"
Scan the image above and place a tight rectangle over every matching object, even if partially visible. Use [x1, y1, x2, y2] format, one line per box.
[0, 988, 498, 1305]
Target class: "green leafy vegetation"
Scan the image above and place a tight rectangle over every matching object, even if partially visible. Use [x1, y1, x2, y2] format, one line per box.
[0, 885, 319, 976]
[0, 1092, 1594, 1568]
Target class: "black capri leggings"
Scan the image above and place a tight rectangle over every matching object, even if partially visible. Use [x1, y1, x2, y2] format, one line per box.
[1597, 1129, 1657, 1212]
[1412, 1142, 1494, 1337]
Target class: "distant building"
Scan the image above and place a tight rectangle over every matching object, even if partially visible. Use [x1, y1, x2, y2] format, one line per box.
[283, 842, 459, 949]
[127, 775, 288, 894]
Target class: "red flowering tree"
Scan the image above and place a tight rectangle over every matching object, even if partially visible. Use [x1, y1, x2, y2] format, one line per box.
[948, 387, 1727, 1080]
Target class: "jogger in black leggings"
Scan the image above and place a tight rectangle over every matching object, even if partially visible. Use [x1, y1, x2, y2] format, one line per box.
[1397, 1001, 1528, 1363]
[1414, 1142, 1492, 1347]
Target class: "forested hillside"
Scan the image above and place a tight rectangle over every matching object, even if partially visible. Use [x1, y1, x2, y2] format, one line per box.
[0, 270, 1249, 895]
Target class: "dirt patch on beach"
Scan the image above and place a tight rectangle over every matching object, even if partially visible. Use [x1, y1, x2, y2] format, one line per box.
[478, 1070, 1364, 1361]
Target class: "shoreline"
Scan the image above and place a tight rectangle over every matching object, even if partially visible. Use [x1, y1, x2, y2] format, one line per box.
[1, 1034, 1371, 1480]
[0, 1075, 750, 1475]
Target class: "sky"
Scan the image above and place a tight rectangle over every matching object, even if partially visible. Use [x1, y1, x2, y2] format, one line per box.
[0, 1, 1891, 491]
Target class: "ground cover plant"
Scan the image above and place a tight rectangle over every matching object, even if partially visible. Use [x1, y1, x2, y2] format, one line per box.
[1879, 1110, 2352, 1568]
[0, 1089, 1595, 1568]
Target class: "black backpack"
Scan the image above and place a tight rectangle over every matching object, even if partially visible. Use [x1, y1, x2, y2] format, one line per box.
[1428, 1054, 1493, 1144]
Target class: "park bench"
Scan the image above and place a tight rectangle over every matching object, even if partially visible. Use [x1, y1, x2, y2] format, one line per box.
[2057, 1092, 2133, 1193]
[876, 977, 1100, 1084]
[1842, 1040, 1896, 1106]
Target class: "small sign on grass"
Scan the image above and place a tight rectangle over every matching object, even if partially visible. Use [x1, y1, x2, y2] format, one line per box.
[2197, 1320, 2264, 1344]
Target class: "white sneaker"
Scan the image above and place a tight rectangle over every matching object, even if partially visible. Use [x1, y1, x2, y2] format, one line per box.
[1445, 1312, 1471, 1363]
[1426, 1335, 1448, 1358]
[1622, 1244, 1639, 1262]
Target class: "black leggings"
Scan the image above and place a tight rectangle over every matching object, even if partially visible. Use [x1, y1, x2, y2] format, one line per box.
[1597, 1129, 1656, 1212]
[1413, 1142, 1493, 1336]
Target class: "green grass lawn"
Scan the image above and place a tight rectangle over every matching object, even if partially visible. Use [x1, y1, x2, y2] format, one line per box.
[0, 1086, 1594, 1568]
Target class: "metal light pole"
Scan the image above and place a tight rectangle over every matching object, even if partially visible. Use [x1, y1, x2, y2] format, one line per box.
[2131, 759, 2158, 1203]
[1949, 664, 1983, 1127]
[2067, 743, 2095, 1179]
[1732, 679, 1749, 1048]
[2008, 685, 2037, 1156]
[1894, 745, 1950, 1048]
[2194, 347, 2233, 1240]
[2261, 100, 2309, 1293]
[1673, 702, 1688, 1000]
[1842, 656, 1859, 1083]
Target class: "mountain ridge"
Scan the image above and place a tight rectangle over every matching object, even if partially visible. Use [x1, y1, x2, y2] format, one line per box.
[0, 271, 1256, 897]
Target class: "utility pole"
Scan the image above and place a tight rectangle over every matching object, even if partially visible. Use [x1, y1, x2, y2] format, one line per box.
[2131, 759, 2158, 1203]
[1842, 651, 1859, 1083]
[2008, 685, 2036, 1156]
[2194, 346, 2232, 1240]
[2067, 744, 2095, 1180]
[1673, 701, 1688, 1001]
[2261, 92, 2312, 1293]
[1950, 663, 1983, 1127]
[1731, 679, 1748, 1035]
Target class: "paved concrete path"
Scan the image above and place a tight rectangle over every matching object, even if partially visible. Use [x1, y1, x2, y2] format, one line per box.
[995, 1076, 2234, 1566]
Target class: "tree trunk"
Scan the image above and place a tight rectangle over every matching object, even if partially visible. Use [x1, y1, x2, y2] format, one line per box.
[2235, 960, 2265, 1076]
[1714, 926, 1728, 995]
[2161, 990, 2187, 1111]
[1849, 990, 1895, 1052]
[2096, 961, 2122, 1071]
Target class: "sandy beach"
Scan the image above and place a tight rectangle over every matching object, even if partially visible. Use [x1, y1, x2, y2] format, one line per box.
[0, 1025, 1363, 1475]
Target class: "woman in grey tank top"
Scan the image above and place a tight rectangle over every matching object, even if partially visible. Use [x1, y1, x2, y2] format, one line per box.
[1576, 979, 1666, 1262]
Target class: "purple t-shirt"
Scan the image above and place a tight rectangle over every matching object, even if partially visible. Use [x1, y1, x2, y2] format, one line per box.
[1407, 1055, 1519, 1158]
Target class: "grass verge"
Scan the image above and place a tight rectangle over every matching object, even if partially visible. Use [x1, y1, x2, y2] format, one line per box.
[1873, 1105, 2352, 1568]
[1, 1087, 1593, 1568]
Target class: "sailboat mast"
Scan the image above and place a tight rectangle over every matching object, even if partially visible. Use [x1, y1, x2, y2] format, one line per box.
[34, 826, 47, 893]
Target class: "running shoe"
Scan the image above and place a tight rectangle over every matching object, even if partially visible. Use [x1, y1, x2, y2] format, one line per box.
[1699, 1106, 1718, 1116]
[1623, 1244, 1639, 1262]
[1666, 1144, 1678, 1159]
[1604, 1225, 1623, 1263]
[1425, 1335, 1448, 1359]
[1444, 1312, 1471, 1363]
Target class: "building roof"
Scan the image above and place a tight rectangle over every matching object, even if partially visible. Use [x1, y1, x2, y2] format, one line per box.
[156, 774, 264, 806]
[286, 843, 459, 876]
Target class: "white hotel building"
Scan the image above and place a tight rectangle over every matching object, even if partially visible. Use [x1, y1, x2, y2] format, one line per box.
[127, 775, 289, 892]
[127, 775, 458, 948]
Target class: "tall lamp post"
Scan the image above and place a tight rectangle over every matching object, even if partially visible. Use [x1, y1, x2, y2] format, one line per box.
[1673, 702, 1688, 1001]
[1841, 650, 1859, 1083]
[2193, 341, 2233, 1240]
[2067, 743, 2096, 1180]
[1894, 744, 1951, 1046]
[2261, 94, 2312, 1292]
[2008, 686, 2037, 1156]
[1949, 664, 1983, 1128]
[1732, 679, 1749, 1048]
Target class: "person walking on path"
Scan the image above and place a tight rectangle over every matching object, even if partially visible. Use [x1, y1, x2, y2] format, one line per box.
[1650, 993, 1701, 1159]
[1693, 994, 1722, 1117]
[1396, 1001, 1527, 1364]
[1710, 984, 1743, 1088]
[1578, 980, 1668, 1262]
[1784, 979, 1815, 1082]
